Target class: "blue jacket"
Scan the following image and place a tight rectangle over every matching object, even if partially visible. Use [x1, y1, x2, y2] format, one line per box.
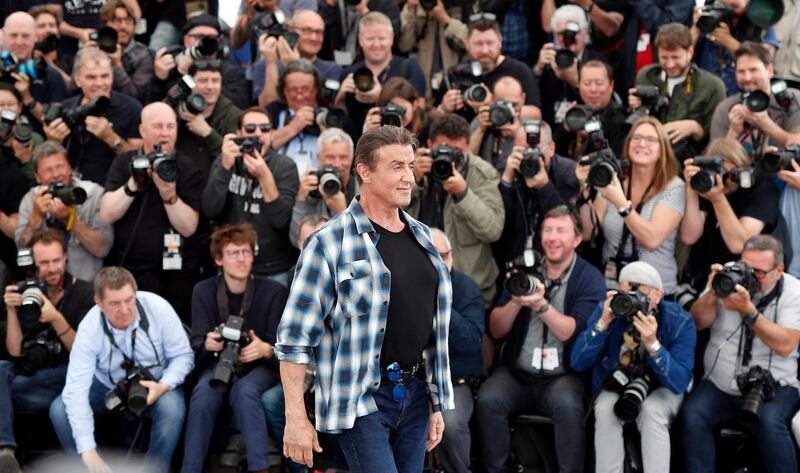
[571, 299, 696, 395]
[449, 270, 486, 381]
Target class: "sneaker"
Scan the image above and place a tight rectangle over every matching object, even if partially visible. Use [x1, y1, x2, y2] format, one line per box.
[0, 448, 20, 473]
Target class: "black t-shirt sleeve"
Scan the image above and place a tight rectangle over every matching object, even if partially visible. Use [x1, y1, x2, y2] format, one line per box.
[104, 153, 132, 191]
[177, 156, 205, 213]
[0, 166, 29, 214]
[738, 179, 780, 228]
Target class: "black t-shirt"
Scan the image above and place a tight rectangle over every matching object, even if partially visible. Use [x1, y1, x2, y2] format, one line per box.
[104, 150, 205, 272]
[484, 57, 542, 108]
[0, 164, 30, 276]
[553, 103, 630, 160]
[373, 219, 438, 369]
[539, 49, 607, 125]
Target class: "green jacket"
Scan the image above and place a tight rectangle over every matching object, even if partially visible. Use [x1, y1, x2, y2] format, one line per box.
[175, 95, 241, 177]
[406, 152, 504, 307]
[0, 131, 44, 188]
[635, 63, 726, 147]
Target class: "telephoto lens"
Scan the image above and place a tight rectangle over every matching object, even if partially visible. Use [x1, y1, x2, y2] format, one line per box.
[610, 290, 650, 320]
[742, 90, 770, 113]
[353, 67, 375, 93]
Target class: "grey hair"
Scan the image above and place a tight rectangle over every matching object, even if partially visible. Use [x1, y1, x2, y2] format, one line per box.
[429, 228, 451, 251]
[32, 140, 68, 172]
[550, 5, 590, 35]
[743, 235, 785, 266]
[94, 266, 138, 300]
[72, 48, 112, 77]
[317, 127, 354, 156]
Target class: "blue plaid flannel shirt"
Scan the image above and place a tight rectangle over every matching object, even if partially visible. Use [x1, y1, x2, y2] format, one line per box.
[275, 197, 455, 433]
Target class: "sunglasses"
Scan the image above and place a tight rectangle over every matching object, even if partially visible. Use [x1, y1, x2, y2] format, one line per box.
[385, 362, 406, 402]
[194, 59, 222, 71]
[469, 12, 497, 23]
[244, 123, 272, 133]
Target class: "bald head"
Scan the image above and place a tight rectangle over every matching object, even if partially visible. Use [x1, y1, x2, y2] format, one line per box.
[140, 103, 178, 153]
[430, 228, 453, 271]
[293, 9, 325, 59]
[4, 12, 36, 60]
[493, 76, 525, 103]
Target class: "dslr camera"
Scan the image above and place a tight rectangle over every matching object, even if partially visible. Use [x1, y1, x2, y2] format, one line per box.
[688, 156, 758, 193]
[310, 165, 342, 198]
[519, 120, 544, 178]
[353, 67, 375, 93]
[488, 100, 516, 128]
[164, 75, 208, 117]
[760, 144, 800, 175]
[18, 329, 63, 375]
[606, 363, 654, 422]
[697, 2, 735, 34]
[185, 36, 220, 60]
[46, 181, 88, 206]
[34, 34, 61, 55]
[581, 120, 623, 188]
[446, 61, 486, 103]
[736, 365, 777, 428]
[233, 136, 261, 155]
[712, 260, 759, 299]
[316, 80, 345, 129]
[14, 249, 46, 327]
[610, 288, 651, 321]
[0, 110, 33, 147]
[555, 21, 580, 69]
[253, 11, 299, 49]
[379, 103, 406, 127]
[210, 315, 251, 391]
[504, 249, 545, 297]
[742, 90, 770, 113]
[43, 96, 111, 130]
[104, 365, 154, 417]
[627, 85, 670, 124]
[89, 27, 118, 53]
[0, 52, 47, 83]
[430, 144, 464, 182]
[129, 144, 178, 188]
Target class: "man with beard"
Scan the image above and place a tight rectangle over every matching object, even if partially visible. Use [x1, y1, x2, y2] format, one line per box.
[97, 0, 154, 103]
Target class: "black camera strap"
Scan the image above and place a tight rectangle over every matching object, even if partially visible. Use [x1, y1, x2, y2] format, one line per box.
[101, 299, 161, 386]
[612, 179, 652, 270]
[738, 276, 782, 369]
[215, 274, 256, 323]
[118, 191, 150, 267]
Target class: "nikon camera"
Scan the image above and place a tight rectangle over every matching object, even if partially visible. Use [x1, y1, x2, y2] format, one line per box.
[210, 315, 251, 391]
[430, 144, 464, 182]
[104, 366, 154, 417]
[712, 261, 759, 299]
[129, 144, 178, 188]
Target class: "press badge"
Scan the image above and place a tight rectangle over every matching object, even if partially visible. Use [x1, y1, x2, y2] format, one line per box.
[532, 348, 561, 371]
[163, 232, 182, 270]
[294, 151, 312, 176]
[334, 50, 355, 66]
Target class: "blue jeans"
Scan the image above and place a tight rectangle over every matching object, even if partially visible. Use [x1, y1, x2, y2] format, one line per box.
[332, 377, 430, 473]
[680, 379, 800, 473]
[0, 360, 67, 448]
[182, 365, 278, 472]
[438, 383, 474, 473]
[49, 377, 185, 472]
[261, 383, 307, 473]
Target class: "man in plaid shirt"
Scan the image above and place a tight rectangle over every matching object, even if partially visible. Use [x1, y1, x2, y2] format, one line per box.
[275, 126, 455, 472]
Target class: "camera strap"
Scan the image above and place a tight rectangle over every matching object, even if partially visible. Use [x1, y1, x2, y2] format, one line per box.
[118, 191, 150, 267]
[101, 298, 161, 386]
[215, 274, 256, 324]
[738, 276, 782, 369]
[612, 180, 652, 270]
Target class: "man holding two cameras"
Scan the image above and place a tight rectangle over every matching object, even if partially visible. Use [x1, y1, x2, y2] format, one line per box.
[0, 229, 94, 471]
[680, 235, 800, 472]
[571, 261, 696, 473]
[204, 107, 300, 286]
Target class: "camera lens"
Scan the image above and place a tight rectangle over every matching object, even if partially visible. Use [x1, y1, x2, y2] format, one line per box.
[431, 158, 453, 181]
[690, 171, 715, 193]
[489, 104, 514, 127]
[588, 162, 614, 188]
[564, 107, 590, 132]
[743, 90, 770, 113]
[153, 157, 178, 182]
[610, 293, 635, 318]
[94, 27, 118, 54]
[353, 68, 375, 93]
[505, 272, 540, 297]
[463, 84, 487, 102]
[183, 93, 208, 115]
[614, 376, 651, 422]
[520, 152, 540, 178]
[555, 49, 576, 69]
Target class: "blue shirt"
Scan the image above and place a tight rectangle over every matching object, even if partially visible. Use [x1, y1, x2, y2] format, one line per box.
[62, 291, 194, 454]
[275, 197, 455, 432]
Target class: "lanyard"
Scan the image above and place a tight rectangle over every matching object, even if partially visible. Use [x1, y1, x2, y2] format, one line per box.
[736, 278, 782, 370]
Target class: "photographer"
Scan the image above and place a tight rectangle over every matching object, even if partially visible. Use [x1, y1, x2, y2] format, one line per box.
[629, 23, 726, 154]
[49, 266, 193, 473]
[710, 42, 800, 149]
[30, 5, 72, 90]
[16, 141, 112, 283]
[99, 102, 205, 322]
[44, 49, 142, 186]
[182, 223, 288, 473]
[0, 82, 43, 186]
[317, 0, 400, 66]
[469, 76, 525, 169]
[495, 120, 580, 267]
[290, 127, 356, 248]
[681, 138, 779, 290]
[407, 113, 504, 307]
[680, 235, 800, 472]
[571, 262, 695, 473]
[174, 59, 241, 177]
[0, 230, 94, 471]
[577, 117, 685, 296]
[204, 107, 299, 285]
[363, 77, 429, 141]
[477, 206, 606, 473]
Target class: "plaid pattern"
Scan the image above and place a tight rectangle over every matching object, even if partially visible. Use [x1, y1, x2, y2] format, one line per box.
[500, 0, 529, 61]
[275, 197, 455, 433]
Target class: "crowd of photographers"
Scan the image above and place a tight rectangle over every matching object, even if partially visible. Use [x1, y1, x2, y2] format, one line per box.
[0, 0, 798, 472]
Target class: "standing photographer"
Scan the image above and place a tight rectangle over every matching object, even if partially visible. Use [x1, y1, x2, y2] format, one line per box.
[49, 266, 193, 473]
[182, 223, 288, 473]
[468, 76, 524, 169]
[97, 0, 154, 103]
[16, 142, 112, 283]
[203, 107, 299, 285]
[680, 235, 800, 473]
[0, 230, 94, 471]
[571, 261, 695, 473]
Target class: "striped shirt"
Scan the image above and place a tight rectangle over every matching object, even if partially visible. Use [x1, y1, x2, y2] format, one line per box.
[275, 197, 455, 433]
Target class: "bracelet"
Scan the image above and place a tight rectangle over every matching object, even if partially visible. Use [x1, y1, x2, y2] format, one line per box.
[535, 302, 551, 314]
[65, 207, 77, 232]
[163, 193, 179, 205]
[56, 326, 72, 337]
[617, 200, 632, 217]
[744, 309, 760, 329]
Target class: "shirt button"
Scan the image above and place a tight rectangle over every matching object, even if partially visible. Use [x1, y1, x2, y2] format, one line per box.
[374, 382, 379, 386]
[383, 273, 389, 279]
[375, 354, 379, 359]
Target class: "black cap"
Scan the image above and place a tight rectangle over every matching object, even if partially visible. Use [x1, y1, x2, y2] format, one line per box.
[183, 13, 221, 35]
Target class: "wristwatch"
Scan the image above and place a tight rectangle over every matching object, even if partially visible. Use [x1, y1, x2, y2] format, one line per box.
[535, 302, 550, 314]
[617, 200, 633, 217]
[123, 182, 136, 197]
[647, 340, 662, 354]
[744, 309, 760, 329]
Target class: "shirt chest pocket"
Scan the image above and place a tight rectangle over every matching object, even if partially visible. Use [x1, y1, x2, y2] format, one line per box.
[337, 260, 374, 317]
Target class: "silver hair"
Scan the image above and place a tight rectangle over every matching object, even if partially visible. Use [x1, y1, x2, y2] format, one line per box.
[743, 235, 785, 266]
[72, 48, 112, 77]
[429, 228, 452, 251]
[317, 127, 354, 155]
[550, 5, 590, 35]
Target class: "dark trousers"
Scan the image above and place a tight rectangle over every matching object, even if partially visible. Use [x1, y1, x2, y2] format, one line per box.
[438, 383, 474, 473]
[0, 360, 67, 448]
[476, 366, 586, 473]
[680, 379, 800, 473]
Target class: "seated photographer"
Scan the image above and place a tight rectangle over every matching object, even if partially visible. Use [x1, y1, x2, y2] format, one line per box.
[174, 59, 241, 177]
[16, 141, 112, 283]
[0, 82, 44, 186]
[692, 0, 779, 96]
[494, 120, 580, 267]
[477, 206, 606, 473]
[204, 107, 299, 285]
[289, 127, 355, 248]
[554, 60, 629, 159]
[100, 102, 205, 322]
[681, 137, 779, 290]
[775, 135, 800, 278]
[44, 49, 142, 186]
[680, 235, 800, 473]
[571, 261, 695, 473]
[363, 77, 430, 142]
[49, 266, 194, 473]
[468, 76, 525, 169]
[267, 59, 322, 175]
[182, 223, 289, 473]
[709, 42, 800, 149]
[429, 227, 485, 473]
[629, 23, 726, 156]
[577, 117, 685, 296]
[406, 113, 504, 307]
[0, 230, 94, 471]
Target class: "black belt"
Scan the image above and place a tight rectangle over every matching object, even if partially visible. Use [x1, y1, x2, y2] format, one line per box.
[381, 360, 425, 381]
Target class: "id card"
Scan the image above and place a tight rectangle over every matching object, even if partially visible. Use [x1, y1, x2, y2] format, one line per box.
[334, 50, 355, 66]
[163, 233, 182, 271]
[532, 348, 561, 371]
[294, 151, 313, 176]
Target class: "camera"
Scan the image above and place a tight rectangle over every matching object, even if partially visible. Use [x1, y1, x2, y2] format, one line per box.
[420, 0, 437, 10]
[564, 105, 593, 132]
[712, 260, 759, 299]
[446, 61, 484, 102]
[253, 11, 299, 49]
[615, 371, 653, 422]
[0, 109, 17, 143]
[163, 75, 208, 116]
[736, 365, 777, 428]
[742, 90, 770, 113]
[430, 144, 463, 181]
[310, 165, 342, 198]
[0, 52, 48, 83]
[46, 181, 87, 206]
[489, 100, 515, 127]
[697, 2, 735, 34]
[233, 136, 261, 155]
[13, 117, 33, 146]
[18, 330, 63, 375]
[210, 315, 251, 391]
[760, 144, 800, 174]
[104, 366, 154, 417]
[464, 83, 488, 102]
[353, 67, 375, 93]
[43, 96, 111, 129]
[35, 34, 61, 55]
[504, 249, 544, 297]
[771, 79, 793, 109]
[610, 289, 651, 320]
[580, 121, 622, 188]
[89, 26, 118, 53]
[185, 36, 220, 60]
[129, 144, 178, 188]
[627, 85, 670, 124]
[689, 156, 724, 193]
[14, 248, 46, 328]
[555, 21, 580, 69]
[518, 120, 544, 178]
[379, 103, 406, 127]
[316, 80, 345, 129]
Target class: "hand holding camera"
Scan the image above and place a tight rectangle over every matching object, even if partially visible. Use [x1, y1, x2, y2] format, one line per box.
[180, 111, 212, 138]
[43, 117, 71, 143]
[239, 329, 273, 363]
[441, 164, 467, 196]
[204, 329, 224, 352]
[631, 311, 658, 348]
[154, 48, 177, 81]
[84, 115, 115, 143]
[221, 133, 242, 170]
[595, 172, 627, 208]
[240, 148, 270, 180]
[440, 89, 465, 113]
[414, 147, 433, 182]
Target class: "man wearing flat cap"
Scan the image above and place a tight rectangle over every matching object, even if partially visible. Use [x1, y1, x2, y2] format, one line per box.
[571, 261, 696, 473]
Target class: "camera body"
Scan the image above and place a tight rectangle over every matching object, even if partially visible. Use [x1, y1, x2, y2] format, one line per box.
[35, 34, 61, 55]
[185, 36, 220, 60]
[430, 144, 464, 182]
[89, 27, 118, 53]
[555, 21, 580, 69]
[520, 120, 544, 179]
[233, 136, 261, 155]
[316, 80, 345, 129]
[504, 249, 545, 297]
[104, 366, 154, 417]
[310, 165, 342, 198]
[697, 2, 735, 34]
[712, 260, 759, 299]
[14, 248, 46, 328]
[583, 123, 622, 188]
[742, 90, 770, 113]
[489, 100, 516, 127]
[736, 365, 777, 428]
[18, 330, 63, 375]
[164, 75, 208, 117]
[610, 289, 651, 321]
[43, 96, 111, 130]
[46, 181, 87, 206]
[607, 363, 653, 422]
[254, 12, 299, 49]
[760, 144, 800, 174]
[129, 145, 178, 188]
[446, 61, 484, 102]
[379, 103, 406, 127]
[689, 156, 724, 193]
[627, 85, 670, 124]
[210, 315, 251, 391]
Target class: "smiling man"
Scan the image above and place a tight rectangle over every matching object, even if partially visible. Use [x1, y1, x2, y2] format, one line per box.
[99, 0, 154, 103]
[276, 126, 454, 472]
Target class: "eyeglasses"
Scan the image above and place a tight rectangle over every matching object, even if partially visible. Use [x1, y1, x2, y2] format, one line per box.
[630, 134, 660, 145]
[225, 248, 253, 259]
[110, 16, 135, 26]
[385, 362, 406, 401]
[0, 101, 19, 109]
[296, 26, 324, 36]
[244, 123, 272, 133]
[469, 12, 497, 23]
[752, 265, 777, 278]
[194, 59, 221, 71]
